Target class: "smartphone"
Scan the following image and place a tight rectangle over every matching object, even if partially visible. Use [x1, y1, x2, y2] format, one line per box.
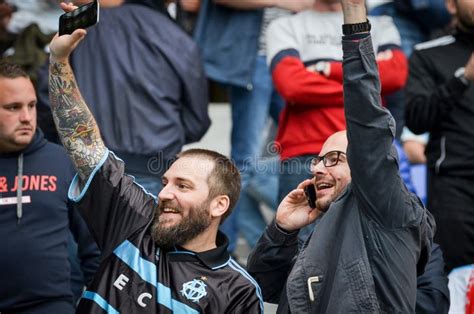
[304, 184, 317, 209]
[58, 0, 100, 36]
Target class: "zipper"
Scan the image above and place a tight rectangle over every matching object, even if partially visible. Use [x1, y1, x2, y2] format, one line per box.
[435, 136, 446, 175]
[307, 276, 321, 302]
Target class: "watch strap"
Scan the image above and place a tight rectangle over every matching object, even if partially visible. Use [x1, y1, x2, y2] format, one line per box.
[342, 19, 371, 36]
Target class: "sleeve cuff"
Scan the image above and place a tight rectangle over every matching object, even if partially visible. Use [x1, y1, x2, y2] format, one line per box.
[446, 76, 470, 99]
[343, 32, 370, 41]
[266, 219, 299, 244]
[68, 149, 110, 203]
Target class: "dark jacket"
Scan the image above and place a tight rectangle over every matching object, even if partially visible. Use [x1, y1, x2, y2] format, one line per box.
[247, 35, 435, 313]
[405, 29, 474, 177]
[0, 130, 99, 312]
[416, 244, 450, 313]
[70, 152, 263, 313]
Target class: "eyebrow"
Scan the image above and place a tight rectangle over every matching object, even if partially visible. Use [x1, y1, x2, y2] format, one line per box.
[162, 176, 195, 186]
[176, 177, 194, 184]
[1, 102, 22, 107]
[1, 101, 36, 108]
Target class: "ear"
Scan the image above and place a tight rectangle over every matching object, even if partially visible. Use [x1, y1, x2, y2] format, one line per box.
[209, 195, 230, 219]
[445, 0, 457, 16]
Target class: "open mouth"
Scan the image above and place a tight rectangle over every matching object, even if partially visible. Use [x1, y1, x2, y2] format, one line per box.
[316, 183, 333, 191]
[161, 207, 181, 214]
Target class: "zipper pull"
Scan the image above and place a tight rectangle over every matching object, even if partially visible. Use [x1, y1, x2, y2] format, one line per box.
[307, 276, 320, 302]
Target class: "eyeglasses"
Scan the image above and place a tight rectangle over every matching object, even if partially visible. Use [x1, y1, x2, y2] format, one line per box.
[310, 151, 346, 169]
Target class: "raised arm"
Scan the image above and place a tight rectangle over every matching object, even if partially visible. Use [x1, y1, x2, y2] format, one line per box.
[48, 4, 106, 180]
[341, 0, 418, 227]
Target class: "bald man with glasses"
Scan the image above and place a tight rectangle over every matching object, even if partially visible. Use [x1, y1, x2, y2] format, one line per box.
[247, 1, 436, 312]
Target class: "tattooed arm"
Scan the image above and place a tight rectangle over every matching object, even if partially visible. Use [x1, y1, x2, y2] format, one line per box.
[48, 3, 106, 180]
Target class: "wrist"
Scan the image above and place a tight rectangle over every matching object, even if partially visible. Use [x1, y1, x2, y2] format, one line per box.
[308, 62, 331, 77]
[341, 3, 367, 25]
[275, 221, 297, 234]
[317, 61, 330, 77]
[275, 216, 298, 233]
[49, 55, 69, 64]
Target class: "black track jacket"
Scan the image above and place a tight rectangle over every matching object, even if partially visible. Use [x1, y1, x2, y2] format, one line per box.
[69, 152, 263, 313]
[405, 29, 474, 176]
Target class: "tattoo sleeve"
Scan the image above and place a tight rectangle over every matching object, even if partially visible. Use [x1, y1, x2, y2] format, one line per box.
[49, 60, 106, 180]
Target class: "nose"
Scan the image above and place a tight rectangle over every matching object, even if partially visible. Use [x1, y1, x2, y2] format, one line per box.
[157, 184, 175, 202]
[311, 158, 327, 176]
[19, 106, 33, 123]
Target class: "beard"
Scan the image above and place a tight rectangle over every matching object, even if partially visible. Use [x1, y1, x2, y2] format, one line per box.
[316, 197, 331, 212]
[151, 199, 212, 249]
[315, 184, 345, 212]
[456, 3, 474, 32]
[458, 15, 474, 33]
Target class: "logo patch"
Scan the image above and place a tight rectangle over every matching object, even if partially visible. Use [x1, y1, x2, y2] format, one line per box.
[181, 279, 207, 303]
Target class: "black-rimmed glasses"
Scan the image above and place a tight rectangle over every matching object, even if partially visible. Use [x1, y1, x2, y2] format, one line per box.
[310, 151, 346, 169]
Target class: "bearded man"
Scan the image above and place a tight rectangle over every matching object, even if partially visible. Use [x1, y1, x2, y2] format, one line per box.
[405, 0, 474, 272]
[47, 3, 262, 313]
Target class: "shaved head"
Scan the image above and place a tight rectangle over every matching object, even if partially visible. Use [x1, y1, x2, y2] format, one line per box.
[320, 131, 348, 156]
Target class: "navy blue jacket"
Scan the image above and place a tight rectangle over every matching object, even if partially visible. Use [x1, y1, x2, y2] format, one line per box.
[0, 130, 99, 312]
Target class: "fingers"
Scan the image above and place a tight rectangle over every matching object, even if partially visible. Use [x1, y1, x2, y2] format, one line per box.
[50, 29, 87, 62]
[287, 188, 305, 200]
[71, 28, 87, 39]
[60, 2, 78, 13]
[69, 29, 87, 48]
[296, 178, 314, 190]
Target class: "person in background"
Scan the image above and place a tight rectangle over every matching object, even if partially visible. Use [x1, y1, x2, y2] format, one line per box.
[194, 0, 313, 252]
[0, 60, 100, 313]
[37, 0, 210, 196]
[405, 0, 474, 272]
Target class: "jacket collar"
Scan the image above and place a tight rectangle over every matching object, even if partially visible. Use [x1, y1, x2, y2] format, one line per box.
[168, 231, 231, 270]
[455, 27, 474, 46]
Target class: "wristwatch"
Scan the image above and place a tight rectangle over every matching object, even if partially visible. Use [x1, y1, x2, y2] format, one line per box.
[342, 19, 371, 36]
[454, 67, 470, 86]
[315, 61, 330, 77]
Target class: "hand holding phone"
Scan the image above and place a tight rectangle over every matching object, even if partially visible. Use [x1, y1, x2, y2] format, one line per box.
[304, 184, 317, 209]
[58, 0, 100, 36]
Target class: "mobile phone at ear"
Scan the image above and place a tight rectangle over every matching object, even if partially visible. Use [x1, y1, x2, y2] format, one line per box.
[58, 0, 100, 36]
[304, 184, 317, 209]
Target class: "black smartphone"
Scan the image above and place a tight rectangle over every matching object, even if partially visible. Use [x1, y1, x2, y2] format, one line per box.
[58, 0, 100, 36]
[304, 184, 317, 209]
